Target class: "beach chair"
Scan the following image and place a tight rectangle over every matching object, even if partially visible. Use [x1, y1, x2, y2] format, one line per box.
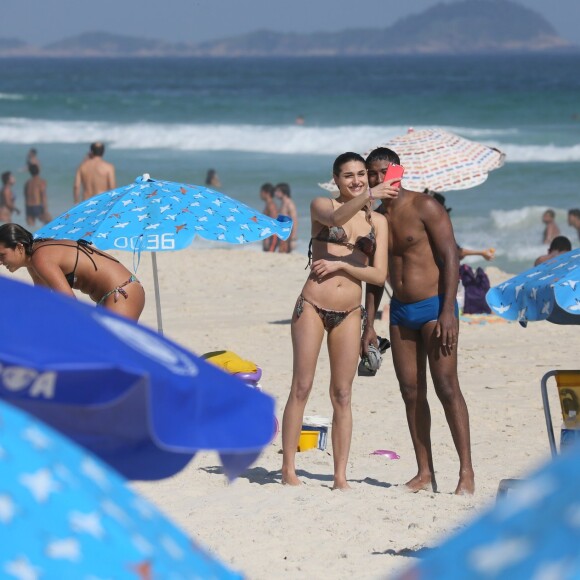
[497, 370, 580, 499]
[541, 370, 580, 457]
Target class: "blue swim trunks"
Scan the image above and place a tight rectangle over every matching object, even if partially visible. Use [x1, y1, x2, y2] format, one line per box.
[390, 295, 458, 330]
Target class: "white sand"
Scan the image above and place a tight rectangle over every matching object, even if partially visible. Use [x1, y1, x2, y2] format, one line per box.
[5, 248, 579, 578]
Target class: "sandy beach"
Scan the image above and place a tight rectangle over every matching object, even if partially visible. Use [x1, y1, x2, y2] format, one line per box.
[4, 248, 579, 578]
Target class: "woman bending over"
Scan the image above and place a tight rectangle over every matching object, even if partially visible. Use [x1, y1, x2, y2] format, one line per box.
[0, 223, 145, 321]
[281, 152, 399, 489]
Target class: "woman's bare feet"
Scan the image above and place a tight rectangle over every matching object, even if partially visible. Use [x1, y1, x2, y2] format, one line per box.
[405, 473, 437, 493]
[332, 478, 351, 491]
[281, 468, 302, 486]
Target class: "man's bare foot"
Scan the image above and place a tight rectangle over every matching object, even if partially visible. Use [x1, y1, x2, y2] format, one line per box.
[405, 473, 437, 493]
[455, 472, 475, 495]
[281, 469, 302, 486]
[332, 479, 351, 491]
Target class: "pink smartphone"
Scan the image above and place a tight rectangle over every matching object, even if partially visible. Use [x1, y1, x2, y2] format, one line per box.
[383, 163, 405, 188]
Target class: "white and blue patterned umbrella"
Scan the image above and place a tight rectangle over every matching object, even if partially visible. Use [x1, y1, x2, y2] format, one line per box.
[35, 174, 292, 250]
[0, 399, 241, 579]
[34, 174, 293, 333]
[486, 249, 580, 326]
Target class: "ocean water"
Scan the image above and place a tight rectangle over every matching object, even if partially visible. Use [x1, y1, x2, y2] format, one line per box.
[0, 54, 579, 274]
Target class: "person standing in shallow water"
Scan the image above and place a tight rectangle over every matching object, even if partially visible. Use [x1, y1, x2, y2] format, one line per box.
[0, 223, 145, 321]
[281, 152, 398, 490]
[362, 147, 475, 495]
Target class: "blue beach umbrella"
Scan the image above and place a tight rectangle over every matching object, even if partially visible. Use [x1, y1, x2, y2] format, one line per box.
[0, 399, 241, 579]
[34, 174, 293, 333]
[396, 445, 580, 580]
[0, 276, 275, 481]
[486, 249, 580, 325]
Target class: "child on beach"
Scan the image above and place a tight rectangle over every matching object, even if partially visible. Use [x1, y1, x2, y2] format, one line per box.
[0, 223, 145, 321]
[281, 152, 398, 489]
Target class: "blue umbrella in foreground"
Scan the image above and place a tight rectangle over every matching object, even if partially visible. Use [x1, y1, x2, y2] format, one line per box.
[35, 174, 293, 333]
[0, 399, 241, 579]
[395, 445, 580, 580]
[0, 276, 275, 481]
[486, 249, 580, 326]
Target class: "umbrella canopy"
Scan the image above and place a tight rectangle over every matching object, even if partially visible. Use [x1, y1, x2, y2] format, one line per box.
[486, 249, 580, 325]
[319, 128, 505, 193]
[396, 445, 580, 580]
[35, 174, 292, 249]
[0, 276, 275, 481]
[0, 399, 241, 579]
[34, 174, 293, 334]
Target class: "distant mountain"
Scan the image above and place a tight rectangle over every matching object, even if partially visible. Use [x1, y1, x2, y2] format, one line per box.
[193, 1, 574, 56]
[43, 31, 191, 57]
[0, 0, 575, 58]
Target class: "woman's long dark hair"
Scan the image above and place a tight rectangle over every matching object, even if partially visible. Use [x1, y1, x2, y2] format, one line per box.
[0, 223, 35, 256]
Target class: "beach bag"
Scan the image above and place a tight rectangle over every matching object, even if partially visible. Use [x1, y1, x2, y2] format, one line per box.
[459, 264, 491, 314]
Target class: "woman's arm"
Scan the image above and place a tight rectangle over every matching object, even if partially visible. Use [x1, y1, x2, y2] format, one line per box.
[310, 213, 388, 286]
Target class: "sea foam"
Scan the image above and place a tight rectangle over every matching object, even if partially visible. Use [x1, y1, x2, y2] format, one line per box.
[0, 117, 577, 161]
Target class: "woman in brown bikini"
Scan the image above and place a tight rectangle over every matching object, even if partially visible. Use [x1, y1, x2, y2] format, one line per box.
[0, 223, 145, 321]
[281, 152, 399, 489]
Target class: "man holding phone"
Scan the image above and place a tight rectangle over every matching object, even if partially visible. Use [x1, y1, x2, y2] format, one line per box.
[362, 147, 474, 495]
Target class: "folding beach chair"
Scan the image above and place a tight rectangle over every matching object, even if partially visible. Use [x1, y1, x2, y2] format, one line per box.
[541, 370, 580, 457]
[497, 370, 580, 499]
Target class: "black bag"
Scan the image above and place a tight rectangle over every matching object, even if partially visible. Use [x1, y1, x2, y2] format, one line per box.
[459, 264, 491, 315]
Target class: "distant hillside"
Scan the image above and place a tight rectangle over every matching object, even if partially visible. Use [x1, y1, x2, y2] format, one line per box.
[0, 0, 575, 58]
[43, 31, 191, 57]
[193, 0, 574, 56]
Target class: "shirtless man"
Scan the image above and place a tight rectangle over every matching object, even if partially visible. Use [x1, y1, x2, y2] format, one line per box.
[260, 183, 279, 252]
[362, 147, 474, 495]
[73, 142, 116, 203]
[24, 164, 51, 227]
[274, 182, 297, 253]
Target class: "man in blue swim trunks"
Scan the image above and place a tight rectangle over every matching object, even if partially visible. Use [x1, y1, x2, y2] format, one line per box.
[362, 147, 475, 495]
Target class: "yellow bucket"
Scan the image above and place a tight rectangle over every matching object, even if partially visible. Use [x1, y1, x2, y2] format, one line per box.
[297, 430, 319, 452]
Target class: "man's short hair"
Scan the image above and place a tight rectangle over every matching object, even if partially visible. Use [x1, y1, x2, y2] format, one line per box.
[28, 163, 40, 176]
[544, 209, 555, 219]
[261, 183, 275, 197]
[568, 208, 580, 220]
[365, 147, 401, 167]
[90, 142, 105, 157]
[549, 236, 572, 253]
[275, 183, 291, 198]
[1, 171, 11, 185]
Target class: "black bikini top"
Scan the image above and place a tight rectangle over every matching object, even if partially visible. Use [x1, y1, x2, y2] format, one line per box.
[32, 239, 119, 287]
[307, 224, 376, 267]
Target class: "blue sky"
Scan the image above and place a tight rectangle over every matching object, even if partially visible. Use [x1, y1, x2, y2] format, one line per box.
[4, 0, 580, 46]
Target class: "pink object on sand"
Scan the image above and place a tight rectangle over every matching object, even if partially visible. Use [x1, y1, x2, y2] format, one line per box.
[371, 450, 400, 459]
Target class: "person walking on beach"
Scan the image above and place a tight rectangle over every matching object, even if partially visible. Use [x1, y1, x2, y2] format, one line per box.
[260, 183, 279, 252]
[274, 183, 298, 253]
[0, 172, 20, 223]
[0, 223, 145, 321]
[73, 142, 116, 204]
[542, 209, 560, 245]
[24, 164, 51, 228]
[362, 147, 475, 495]
[281, 152, 397, 489]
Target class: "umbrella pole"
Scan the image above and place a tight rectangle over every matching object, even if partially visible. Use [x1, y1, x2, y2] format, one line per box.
[151, 252, 164, 335]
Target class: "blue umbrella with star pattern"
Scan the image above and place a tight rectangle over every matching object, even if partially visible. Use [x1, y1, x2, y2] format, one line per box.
[0, 399, 241, 579]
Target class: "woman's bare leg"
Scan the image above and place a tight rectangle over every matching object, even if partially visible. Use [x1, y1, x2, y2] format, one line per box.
[281, 306, 324, 485]
[327, 311, 362, 490]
